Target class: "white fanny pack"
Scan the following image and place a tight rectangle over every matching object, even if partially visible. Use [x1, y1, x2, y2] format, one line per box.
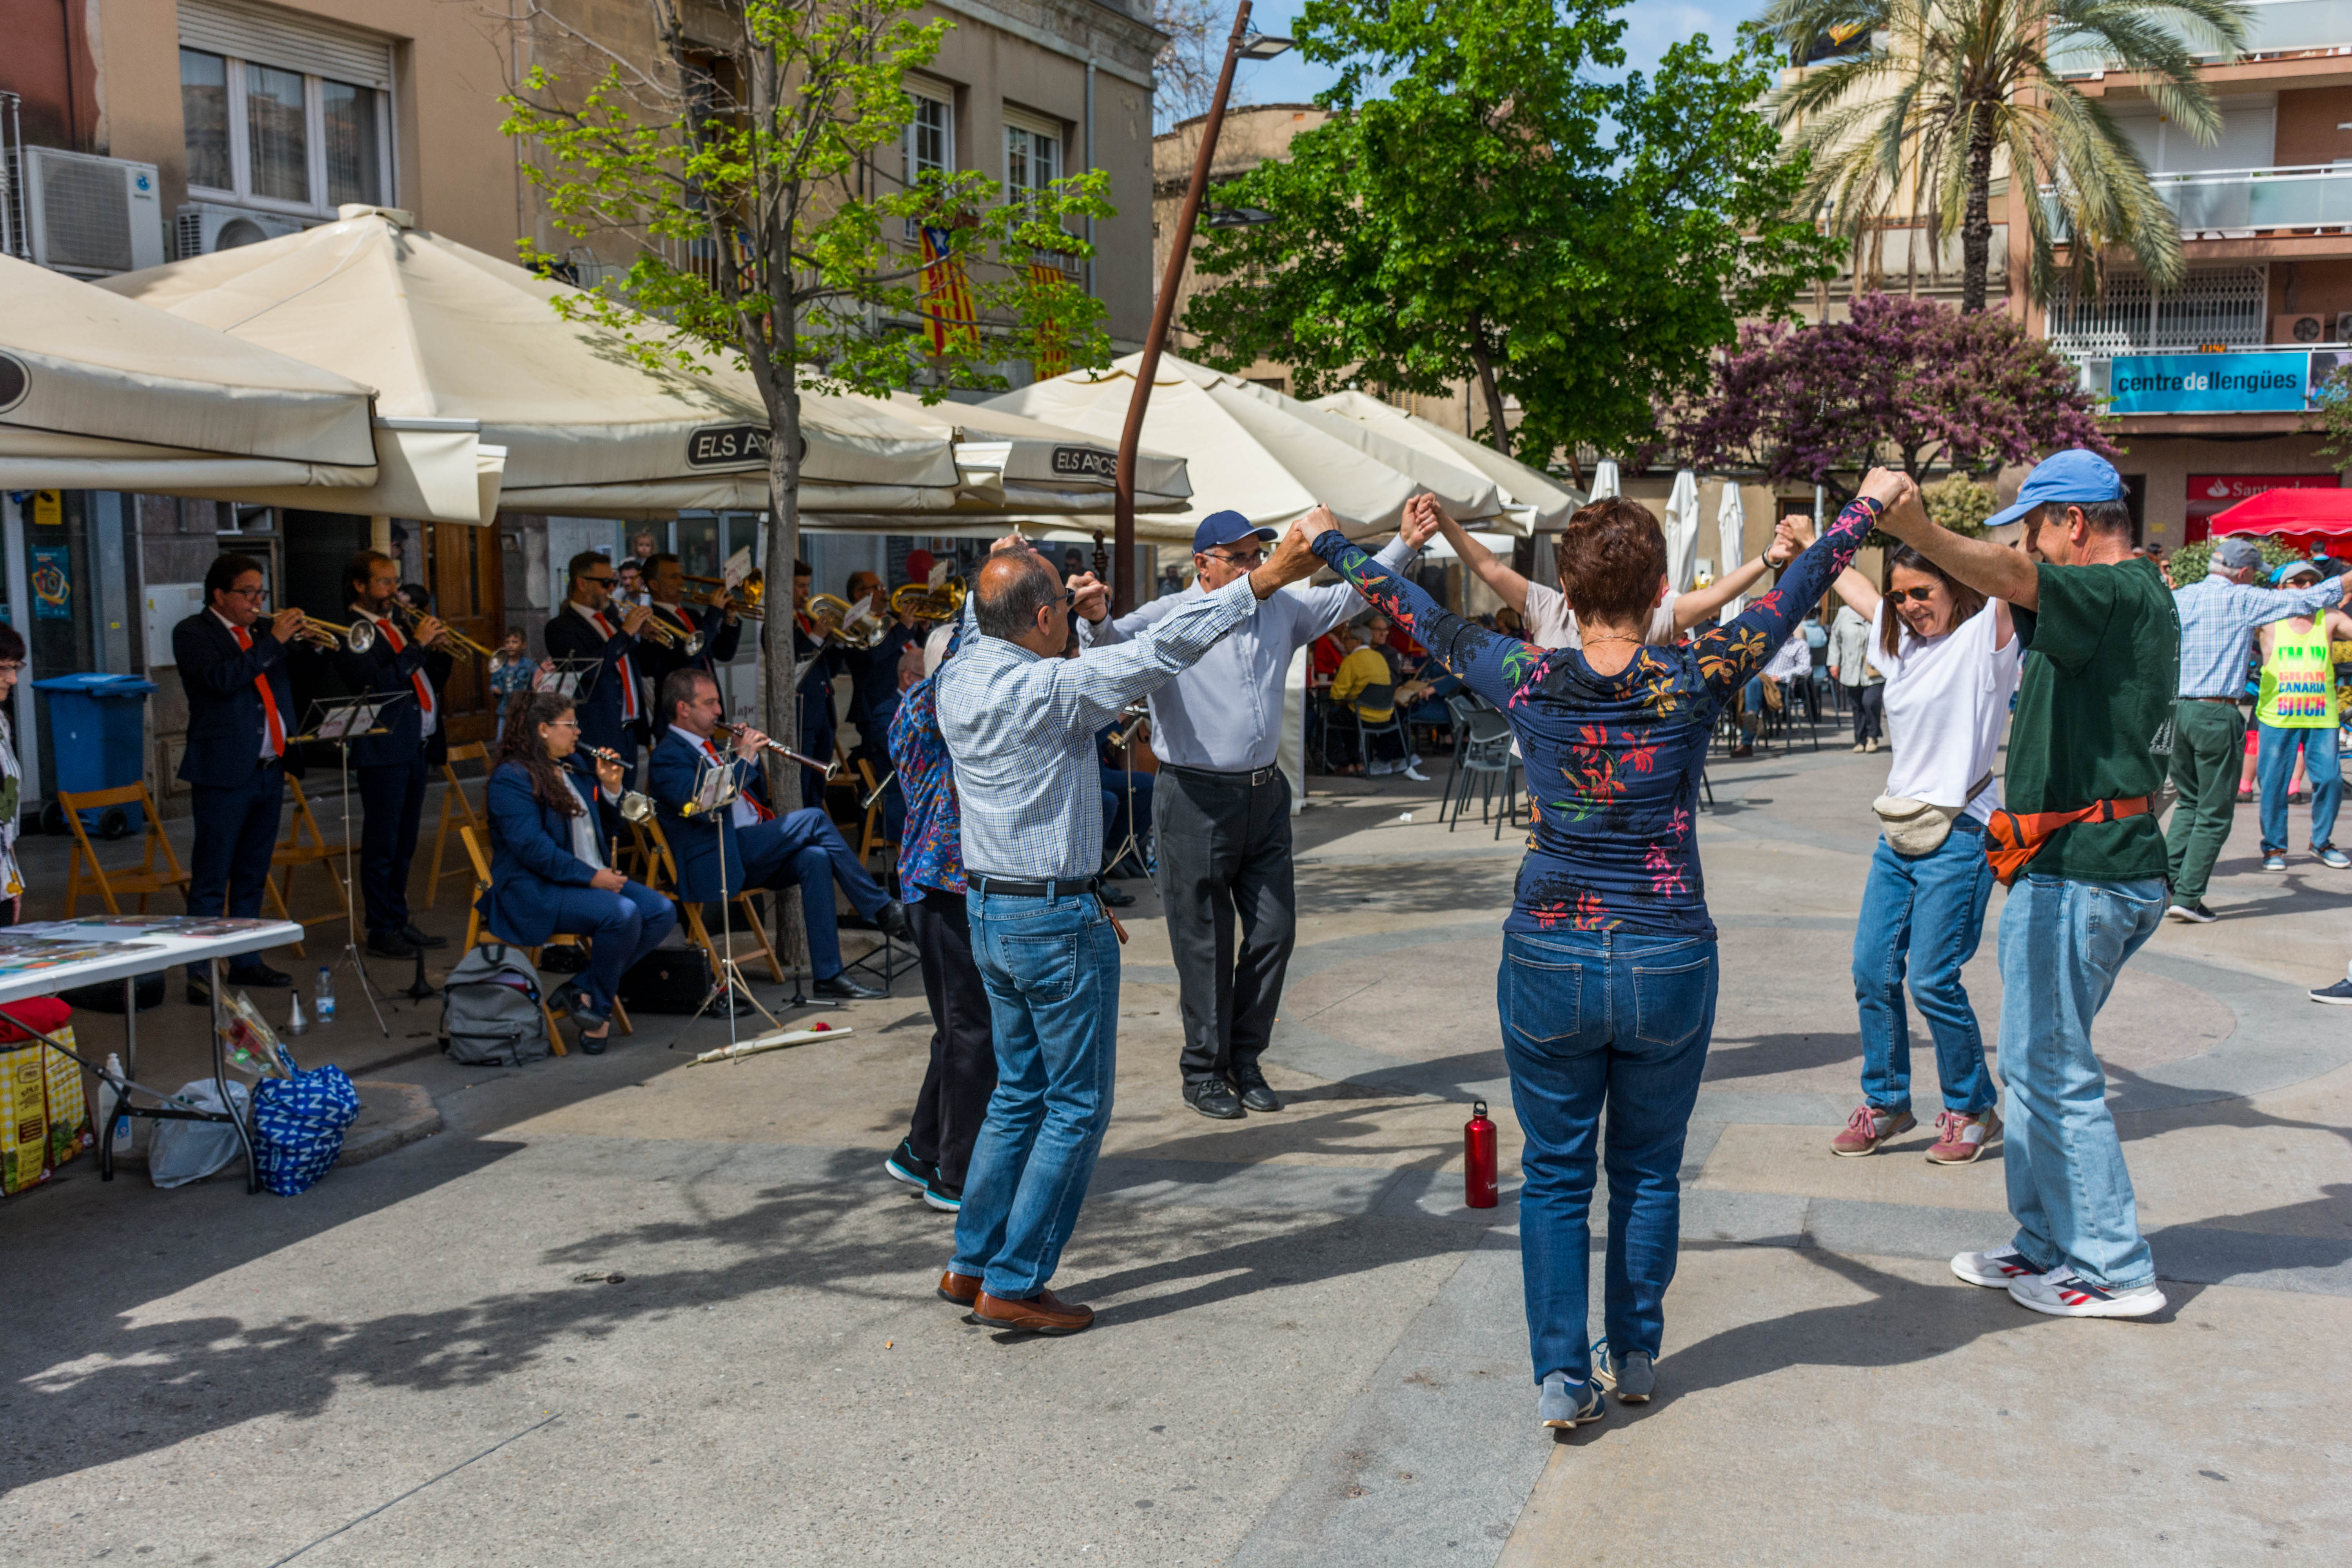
[1873, 772, 1993, 857]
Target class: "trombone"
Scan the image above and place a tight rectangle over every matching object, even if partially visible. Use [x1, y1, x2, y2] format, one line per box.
[889, 577, 965, 623]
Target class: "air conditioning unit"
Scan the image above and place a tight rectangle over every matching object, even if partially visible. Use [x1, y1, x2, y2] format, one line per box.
[2275, 312, 2331, 345]
[174, 201, 308, 259]
[2338, 311, 2352, 346]
[22, 148, 163, 277]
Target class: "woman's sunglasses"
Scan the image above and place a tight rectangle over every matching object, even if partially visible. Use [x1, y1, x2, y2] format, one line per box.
[1889, 586, 1941, 605]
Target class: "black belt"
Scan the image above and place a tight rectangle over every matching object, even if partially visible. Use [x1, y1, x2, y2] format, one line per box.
[969, 873, 1101, 898]
[1164, 762, 1281, 788]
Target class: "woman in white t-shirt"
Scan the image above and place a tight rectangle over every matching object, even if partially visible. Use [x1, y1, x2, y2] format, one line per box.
[1795, 522, 2023, 1167]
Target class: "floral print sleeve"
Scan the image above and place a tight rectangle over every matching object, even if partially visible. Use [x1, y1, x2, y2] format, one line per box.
[1310, 499, 1877, 939]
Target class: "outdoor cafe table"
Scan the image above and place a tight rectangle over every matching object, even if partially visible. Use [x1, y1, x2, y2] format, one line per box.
[0, 917, 308, 1194]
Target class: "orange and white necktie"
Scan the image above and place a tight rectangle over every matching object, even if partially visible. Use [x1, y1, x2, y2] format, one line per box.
[702, 739, 772, 822]
[591, 610, 641, 720]
[370, 615, 439, 731]
[229, 625, 285, 757]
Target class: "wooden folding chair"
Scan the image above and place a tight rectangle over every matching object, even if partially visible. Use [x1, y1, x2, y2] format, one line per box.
[637, 816, 786, 982]
[457, 826, 635, 1051]
[425, 742, 492, 910]
[854, 759, 899, 873]
[58, 784, 189, 918]
[269, 777, 346, 938]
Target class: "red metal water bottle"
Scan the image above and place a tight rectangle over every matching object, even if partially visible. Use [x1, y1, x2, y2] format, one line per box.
[1465, 1099, 1498, 1209]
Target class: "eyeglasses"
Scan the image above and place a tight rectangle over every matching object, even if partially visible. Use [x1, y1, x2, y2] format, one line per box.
[0, 662, 22, 676]
[548, 718, 581, 730]
[1889, 586, 1941, 604]
[223, 584, 268, 599]
[1207, 548, 1265, 568]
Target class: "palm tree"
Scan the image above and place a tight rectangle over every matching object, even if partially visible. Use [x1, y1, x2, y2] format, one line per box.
[1762, 0, 2250, 312]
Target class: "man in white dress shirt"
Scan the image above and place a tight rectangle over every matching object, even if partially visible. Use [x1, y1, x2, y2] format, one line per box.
[1082, 505, 1440, 1119]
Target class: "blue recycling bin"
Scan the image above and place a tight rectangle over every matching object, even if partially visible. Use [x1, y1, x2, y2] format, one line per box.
[34, 673, 160, 838]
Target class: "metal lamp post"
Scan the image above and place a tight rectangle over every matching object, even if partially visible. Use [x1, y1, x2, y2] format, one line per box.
[1110, 2, 1292, 614]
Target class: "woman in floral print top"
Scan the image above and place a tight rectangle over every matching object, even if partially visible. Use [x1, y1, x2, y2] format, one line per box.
[1310, 478, 1880, 1433]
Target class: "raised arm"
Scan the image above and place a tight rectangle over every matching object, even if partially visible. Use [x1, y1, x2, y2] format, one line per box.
[1873, 477, 2040, 609]
[1312, 529, 1542, 712]
[1689, 488, 1882, 699]
[1778, 512, 1882, 623]
[1434, 511, 1533, 618]
[1670, 527, 1800, 632]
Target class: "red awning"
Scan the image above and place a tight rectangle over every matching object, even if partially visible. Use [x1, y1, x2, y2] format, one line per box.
[2210, 486, 2352, 536]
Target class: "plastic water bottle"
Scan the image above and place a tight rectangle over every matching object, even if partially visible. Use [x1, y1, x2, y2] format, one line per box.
[102, 1053, 136, 1154]
[315, 966, 336, 1024]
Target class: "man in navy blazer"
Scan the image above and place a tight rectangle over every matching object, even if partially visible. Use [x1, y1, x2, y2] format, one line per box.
[173, 553, 311, 1001]
[330, 550, 456, 960]
[649, 668, 910, 1000]
[637, 553, 744, 695]
[544, 550, 655, 778]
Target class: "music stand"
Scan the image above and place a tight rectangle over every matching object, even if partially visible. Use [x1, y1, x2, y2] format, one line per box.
[289, 692, 405, 1036]
[1101, 703, 1154, 880]
[684, 753, 780, 1041]
[533, 656, 603, 701]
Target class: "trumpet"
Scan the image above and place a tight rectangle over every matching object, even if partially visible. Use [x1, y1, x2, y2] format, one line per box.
[685, 570, 764, 614]
[889, 577, 966, 623]
[685, 589, 761, 622]
[805, 592, 885, 649]
[298, 616, 377, 654]
[633, 612, 706, 657]
[387, 600, 496, 662]
[712, 722, 839, 777]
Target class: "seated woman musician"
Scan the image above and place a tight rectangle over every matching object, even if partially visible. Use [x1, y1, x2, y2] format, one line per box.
[478, 691, 677, 1051]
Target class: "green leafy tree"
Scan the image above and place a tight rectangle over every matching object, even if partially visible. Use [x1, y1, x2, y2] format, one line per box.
[503, 0, 1111, 766]
[2315, 363, 2352, 471]
[1179, 2, 1838, 474]
[1924, 474, 1996, 536]
[1762, 0, 2249, 313]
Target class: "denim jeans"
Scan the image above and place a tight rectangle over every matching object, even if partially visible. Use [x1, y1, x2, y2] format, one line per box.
[1853, 817, 1996, 1115]
[2255, 721, 2341, 853]
[1996, 873, 2165, 1289]
[1503, 927, 1717, 1385]
[950, 887, 1122, 1299]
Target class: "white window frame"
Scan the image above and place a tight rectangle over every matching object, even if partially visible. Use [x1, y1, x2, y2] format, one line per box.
[903, 79, 954, 191]
[181, 47, 394, 218]
[1002, 107, 1063, 203]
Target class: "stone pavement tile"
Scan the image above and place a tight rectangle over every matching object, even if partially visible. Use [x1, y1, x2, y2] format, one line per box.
[1693, 1123, 2014, 1214]
[1495, 1247, 2352, 1567]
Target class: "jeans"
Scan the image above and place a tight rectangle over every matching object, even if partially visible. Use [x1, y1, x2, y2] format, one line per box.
[2256, 721, 2342, 853]
[1153, 766, 1297, 1082]
[1853, 817, 1996, 1114]
[1503, 927, 1717, 1384]
[1996, 874, 2165, 1289]
[2164, 699, 2247, 905]
[546, 881, 677, 1014]
[906, 887, 996, 1188]
[950, 886, 1122, 1299]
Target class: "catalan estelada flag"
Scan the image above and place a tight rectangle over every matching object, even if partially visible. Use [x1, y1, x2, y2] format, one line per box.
[1028, 260, 1071, 378]
[919, 225, 979, 355]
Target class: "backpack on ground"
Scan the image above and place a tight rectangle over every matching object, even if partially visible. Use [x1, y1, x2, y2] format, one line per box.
[440, 944, 552, 1065]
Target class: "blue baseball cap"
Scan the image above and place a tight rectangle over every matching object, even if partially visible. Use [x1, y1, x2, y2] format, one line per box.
[1987, 450, 2127, 530]
[1193, 509, 1278, 554]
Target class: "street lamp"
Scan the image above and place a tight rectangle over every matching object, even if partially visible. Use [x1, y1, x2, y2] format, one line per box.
[1111, 2, 1293, 614]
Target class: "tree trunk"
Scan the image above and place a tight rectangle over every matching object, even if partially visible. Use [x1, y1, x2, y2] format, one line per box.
[1959, 105, 1998, 314]
[1468, 320, 1511, 457]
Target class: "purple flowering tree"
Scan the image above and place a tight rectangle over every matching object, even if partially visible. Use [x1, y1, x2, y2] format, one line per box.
[1672, 292, 2113, 497]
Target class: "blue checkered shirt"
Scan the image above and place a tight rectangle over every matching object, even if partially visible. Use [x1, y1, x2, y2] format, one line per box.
[938, 577, 1262, 880]
[2174, 572, 2347, 698]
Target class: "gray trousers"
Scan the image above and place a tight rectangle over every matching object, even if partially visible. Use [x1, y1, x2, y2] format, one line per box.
[1153, 764, 1298, 1082]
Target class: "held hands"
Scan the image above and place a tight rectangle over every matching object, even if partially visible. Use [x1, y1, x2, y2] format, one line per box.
[1249, 516, 1326, 600]
[1067, 570, 1111, 624]
[590, 867, 628, 892]
[1767, 513, 1814, 567]
[1859, 468, 1930, 541]
[1400, 494, 1445, 552]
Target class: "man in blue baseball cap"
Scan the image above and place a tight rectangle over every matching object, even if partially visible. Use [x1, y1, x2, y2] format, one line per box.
[1081, 501, 1438, 1119]
[1873, 449, 2176, 1319]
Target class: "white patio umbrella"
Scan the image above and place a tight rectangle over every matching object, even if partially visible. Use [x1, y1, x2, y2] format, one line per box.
[1715, 479, 1748, 625]
[0, 253, 392, 501]
[1589, 459, 1621, 501]
[986, 352, 1506, 541]
[842, 392, 1191, 515]
[1662, 470, 1702, 593]
[98, 206, 962, 523]
[1312, 389, 1579, 533]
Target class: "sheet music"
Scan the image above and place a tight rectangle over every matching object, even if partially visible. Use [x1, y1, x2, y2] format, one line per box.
[722, 546, 753, 590]
[693, 757, 739, 816]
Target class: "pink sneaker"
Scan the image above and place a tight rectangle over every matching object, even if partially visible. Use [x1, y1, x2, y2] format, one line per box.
[1829, 1103, 1916, 1157]
[1926, 1109, 1999, 1165]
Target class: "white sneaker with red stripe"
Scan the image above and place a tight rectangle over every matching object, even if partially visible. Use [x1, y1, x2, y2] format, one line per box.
[1950, 1245, 2040, 1288]
[2007, 1269, 2166, 1319]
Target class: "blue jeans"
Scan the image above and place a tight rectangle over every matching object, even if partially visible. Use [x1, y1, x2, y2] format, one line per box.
[1853, 817, 1996, 1114]
[1996, 874, 2165, 1289]
[546, 881, 677, 1014]
[1503, 927, 1717, 1384]
[950, 887, 1123, 1299]
[2256, 721, 2341, 852]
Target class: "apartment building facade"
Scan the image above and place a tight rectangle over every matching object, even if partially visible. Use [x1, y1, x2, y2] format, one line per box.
[0, 0, 1158, 810]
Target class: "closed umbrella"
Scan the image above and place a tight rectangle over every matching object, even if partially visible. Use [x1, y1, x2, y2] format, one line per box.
[1589, 459, 1621, 501]
[1715, 479, 1747, 625]
[1662, 469, 1702, 592]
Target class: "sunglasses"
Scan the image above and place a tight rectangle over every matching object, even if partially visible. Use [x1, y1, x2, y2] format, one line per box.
[1889, 586, 1941, 604]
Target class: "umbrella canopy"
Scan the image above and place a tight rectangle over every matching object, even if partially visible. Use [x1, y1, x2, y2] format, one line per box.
[98, 205, 962, 523]
[1662, 470, 1702, 592]
[844, 392, 1191, 514]
[1311, 389, 1578, 532]
[1715, 480, 1747, 625]
[2210, 487, 2352, 536]
[0, 252, 391, 499]
[984, 352, 1505, 539]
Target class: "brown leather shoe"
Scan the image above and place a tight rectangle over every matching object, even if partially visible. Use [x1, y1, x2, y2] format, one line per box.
[971, 1288, 1095, 1336]
[937, 1270, 982, 1307]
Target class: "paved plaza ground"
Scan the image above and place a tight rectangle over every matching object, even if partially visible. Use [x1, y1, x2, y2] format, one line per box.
[2, 728, 2349, 1565]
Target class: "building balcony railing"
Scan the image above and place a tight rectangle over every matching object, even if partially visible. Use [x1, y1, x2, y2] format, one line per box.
[2042, 164, 2352, 240]
[2052, 0, 2352, 74]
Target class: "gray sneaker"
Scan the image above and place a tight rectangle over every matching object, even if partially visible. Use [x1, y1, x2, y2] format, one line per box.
[1537, 1371, 1606, 1430]
[1592, 1339, 1655, 1404]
